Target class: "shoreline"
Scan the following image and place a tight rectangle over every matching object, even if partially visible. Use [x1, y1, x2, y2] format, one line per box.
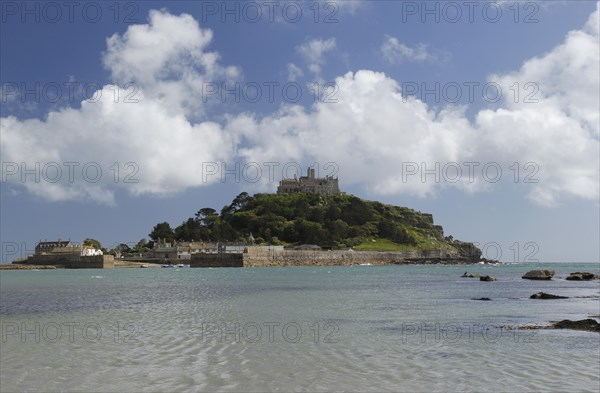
[0, 260, 481, 270]
[0, 264, 57, 270]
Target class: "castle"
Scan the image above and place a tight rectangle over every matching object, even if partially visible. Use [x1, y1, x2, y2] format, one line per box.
[277, 167, 341, 196]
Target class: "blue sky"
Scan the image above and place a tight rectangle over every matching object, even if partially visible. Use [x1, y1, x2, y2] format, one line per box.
[1, 1, 599, 262]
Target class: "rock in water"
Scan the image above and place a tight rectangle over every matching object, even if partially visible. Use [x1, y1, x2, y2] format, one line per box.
[472, 297, 492, 301]
[480, 275, 496, 281]
[565, 272, 599, 281]
[461, 272, 480, 278]
[530, 292, 569, 299]
[522, 269, 555, 280]
[552, 319, 600, 332]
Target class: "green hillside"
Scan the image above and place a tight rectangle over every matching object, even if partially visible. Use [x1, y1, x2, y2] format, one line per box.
[148, 192, 480, 257]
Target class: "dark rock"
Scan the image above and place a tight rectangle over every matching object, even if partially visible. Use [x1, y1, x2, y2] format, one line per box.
[472, 297, 492, 301]
[480, 258, 499, 264]
[522, 269, 555, 280]
[565, 272, 599, 281]
[552, 319, 600, 333]
[530, 292, 569, 299]
[499, 324, 544, 331]
[480, 275, 496, 281]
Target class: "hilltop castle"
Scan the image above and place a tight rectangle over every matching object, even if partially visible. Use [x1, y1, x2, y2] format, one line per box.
[277, 167, 341, 196]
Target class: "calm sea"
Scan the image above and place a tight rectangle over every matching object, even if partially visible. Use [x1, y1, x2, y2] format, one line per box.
[1, 263, 599, 392]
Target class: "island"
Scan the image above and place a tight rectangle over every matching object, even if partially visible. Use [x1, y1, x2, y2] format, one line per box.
[6, 168, 483, 268]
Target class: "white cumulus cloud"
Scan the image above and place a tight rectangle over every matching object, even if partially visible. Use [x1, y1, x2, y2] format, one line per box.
[475, 3, 599, 205]
[381, 36, 436, 64]
[103, 9, 239, 118]
[1, 10, 239, 205]
[296, 37, 337, 77]
[287, 63, 304, 82]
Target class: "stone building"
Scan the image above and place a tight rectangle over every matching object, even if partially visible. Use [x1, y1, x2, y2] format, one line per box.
[35, 240, 102, 257]
[151, 239, 245, 260]
[81, 246, 103, 256]
[28, 239, 111, 268]
[35, 240, 84, 256]
[277, 167, 340, 196]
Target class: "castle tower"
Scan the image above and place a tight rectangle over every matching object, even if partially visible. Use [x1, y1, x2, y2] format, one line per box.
[276, 167, 340, 196]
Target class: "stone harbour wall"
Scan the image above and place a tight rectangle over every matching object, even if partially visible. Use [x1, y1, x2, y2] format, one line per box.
[190, 253, 244, 268]
[242, 249, 470, 267]
[24, 254, 115, 269]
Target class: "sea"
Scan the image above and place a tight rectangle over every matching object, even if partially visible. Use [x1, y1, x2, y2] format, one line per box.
[1, 262, 599, 392]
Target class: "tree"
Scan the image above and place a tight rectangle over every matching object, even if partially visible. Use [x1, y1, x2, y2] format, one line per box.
[109, 243, 131, 257]
[230, 192, 251, 211]
[149, 222, 175, 243]
[132, 239, 147, 252]
[340, 196, 374, 225]
[212, 218, 237, 242]
[195, 208, 218, 226]
[115, 243, 132, 252]
[327, 219, 350, 241]
[83, 238, 101, 249]
[174, 218, 206, 241]
[293, 218, 326, 244]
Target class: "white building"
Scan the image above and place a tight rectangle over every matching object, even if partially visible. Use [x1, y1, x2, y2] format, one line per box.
[81, 246, 103, 256]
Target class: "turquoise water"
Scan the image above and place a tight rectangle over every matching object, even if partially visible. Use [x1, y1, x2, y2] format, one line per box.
[1, 263, 599, 392]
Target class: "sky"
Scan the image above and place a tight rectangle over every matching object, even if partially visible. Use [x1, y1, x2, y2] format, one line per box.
[1, 0, 599, 262]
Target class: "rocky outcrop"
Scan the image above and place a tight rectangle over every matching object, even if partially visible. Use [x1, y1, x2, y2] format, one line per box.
[480, 275, 496, 282]
[472, 297, 492, 301]
[530, 292, 569, 299]
[565, 272, 599, 281]
[522, 269, 555, 280]
[552, 319, 600, 332]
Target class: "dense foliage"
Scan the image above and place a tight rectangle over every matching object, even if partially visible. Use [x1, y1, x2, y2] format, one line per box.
[149, 192, 475, 251]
